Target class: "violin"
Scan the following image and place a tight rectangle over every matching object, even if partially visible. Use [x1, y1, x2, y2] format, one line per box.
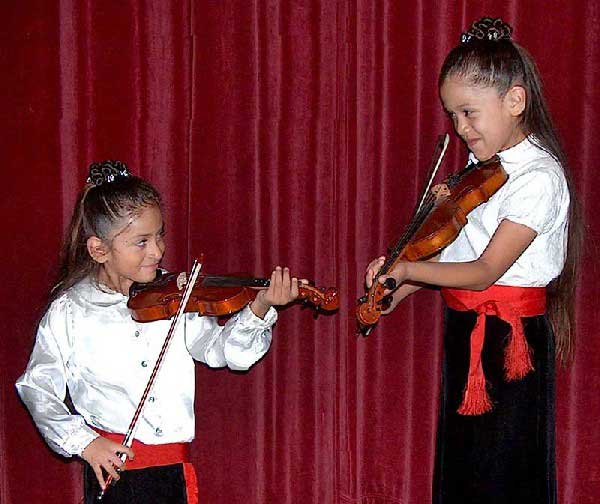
[99, 260, 337, 499]
[356, 137, 508, 333]
[128, 269, 339, 322]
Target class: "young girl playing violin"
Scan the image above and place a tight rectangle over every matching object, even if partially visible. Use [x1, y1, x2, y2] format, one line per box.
[365, 17, 580, 504]
[16, 160, 302, 503]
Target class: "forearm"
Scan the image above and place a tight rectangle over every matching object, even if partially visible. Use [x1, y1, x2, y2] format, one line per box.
[404, 259, 498, 291]
[391, 282, 423, 303]
[382, 282, 423, 314]
[16, 380, 98, 456]
[188, 306, 276, 370]
[400, 219, 537, 290]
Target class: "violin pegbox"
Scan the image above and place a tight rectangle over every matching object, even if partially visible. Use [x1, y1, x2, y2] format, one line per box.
[297, 284, 339, 312]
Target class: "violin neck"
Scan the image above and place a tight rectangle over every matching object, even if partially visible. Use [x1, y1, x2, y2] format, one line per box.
[381, 197, 434, 274]
[199, 275, 270, 288]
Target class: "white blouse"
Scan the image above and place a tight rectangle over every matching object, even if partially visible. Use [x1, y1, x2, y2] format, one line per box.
[439, 136, 570, 287]
[16, 276, 277, 457]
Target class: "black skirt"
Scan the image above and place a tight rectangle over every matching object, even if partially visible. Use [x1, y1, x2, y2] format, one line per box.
[84, 462, 190, 504]
[433, 308, 556, 504]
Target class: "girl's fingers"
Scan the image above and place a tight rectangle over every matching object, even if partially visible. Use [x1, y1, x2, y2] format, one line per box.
[290, 277, 299, 300]
[121, 446, 135, 460]
[284, 268, 295, 302]
[279, 267, 290, 299]
[271, 267, 282, 301]
[263, 267, 304, 305]
[365, 257, 385, 288]
[378, 275, 396, 294]
[282, 267, 291, 287]
[93, 465, 106, 489]
[109, 452, 127, 471]
[103, 461, 121, 481]
[377, 264, 406, 293]
[268, 266, 297, 304]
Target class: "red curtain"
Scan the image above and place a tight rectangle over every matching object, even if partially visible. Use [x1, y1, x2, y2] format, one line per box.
[3, 1, 599, 502]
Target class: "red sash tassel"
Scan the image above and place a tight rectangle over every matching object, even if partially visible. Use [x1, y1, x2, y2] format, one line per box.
[441, 285, 546, 416]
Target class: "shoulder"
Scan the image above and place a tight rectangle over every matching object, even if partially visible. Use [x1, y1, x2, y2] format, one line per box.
[42, 276, 118, 326]
[501, 140, 568, 197]
[40, 279, 87, 330]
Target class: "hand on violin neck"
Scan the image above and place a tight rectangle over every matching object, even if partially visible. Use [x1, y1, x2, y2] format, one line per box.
[249, 266, 303, 319]
[377, 263, 408, 294]
[365, 256, 386, 289]
[365, 256, 407, 292]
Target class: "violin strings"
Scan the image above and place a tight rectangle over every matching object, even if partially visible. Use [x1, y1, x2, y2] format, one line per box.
[370, 134, 450, 288]
[377, 157, 493, 278]
[377, 195, 436, 277]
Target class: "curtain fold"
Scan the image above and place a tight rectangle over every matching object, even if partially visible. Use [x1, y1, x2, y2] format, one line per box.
[3, 1, 599, 502]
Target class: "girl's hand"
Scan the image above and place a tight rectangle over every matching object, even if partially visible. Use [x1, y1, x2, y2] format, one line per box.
[431, 183, 451, 201]
[365, 256, 408, 293]
[365, 256, 386, 288]
[365, 257, 419, 315]
[378, 262, 408, 292]
[81, 436, 135, 490]
[250, 267, 304, 318]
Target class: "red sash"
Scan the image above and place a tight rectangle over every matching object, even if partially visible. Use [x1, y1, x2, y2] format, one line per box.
[95, 430, 198, 504]
[441, 285, 546, 415]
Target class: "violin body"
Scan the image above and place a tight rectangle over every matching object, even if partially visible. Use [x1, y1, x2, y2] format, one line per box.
[356, 155, 508, 329]
[401, 157, 508, 261]
[128, 271, 339, 322]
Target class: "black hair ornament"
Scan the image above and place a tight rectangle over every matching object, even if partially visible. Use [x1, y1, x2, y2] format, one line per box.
[86, 160, 130, 186]
[461, 17, 512, 44]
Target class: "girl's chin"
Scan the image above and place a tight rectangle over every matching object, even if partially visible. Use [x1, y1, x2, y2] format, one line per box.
[137, 268, 159, 283]
[471, 148, 495, 162]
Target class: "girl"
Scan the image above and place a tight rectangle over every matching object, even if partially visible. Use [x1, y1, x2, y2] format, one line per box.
[365, 17, 580, 504]
[16, 160, 302, 504]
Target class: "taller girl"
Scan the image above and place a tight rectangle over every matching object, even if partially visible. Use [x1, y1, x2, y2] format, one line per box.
[366, 17, 581, 503]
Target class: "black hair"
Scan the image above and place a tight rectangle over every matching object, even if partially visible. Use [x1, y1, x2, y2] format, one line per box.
[49, 161, 161, 303]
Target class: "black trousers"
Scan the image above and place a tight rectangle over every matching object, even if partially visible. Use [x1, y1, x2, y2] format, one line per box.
[433, 309, 556, 504]
[84, 462, 190, 504]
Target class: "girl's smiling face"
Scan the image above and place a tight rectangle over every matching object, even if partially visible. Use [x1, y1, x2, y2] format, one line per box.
[90, 204, 165, 295]
[440, 75, 527, 161]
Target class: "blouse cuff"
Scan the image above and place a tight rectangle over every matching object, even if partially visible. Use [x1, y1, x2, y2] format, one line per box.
[64, 423, 99, 457]
[240, 304, 278, 327]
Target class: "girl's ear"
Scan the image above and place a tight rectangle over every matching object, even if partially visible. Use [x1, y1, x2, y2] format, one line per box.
[87, 236, 110, 264]
[505, 85, 526, 116]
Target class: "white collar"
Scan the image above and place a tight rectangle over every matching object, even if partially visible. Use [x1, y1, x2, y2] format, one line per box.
[71, 276, 128, 308]
[467, 135, 539, 175]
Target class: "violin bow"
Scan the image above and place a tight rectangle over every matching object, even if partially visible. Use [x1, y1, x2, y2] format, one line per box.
[98, 259, 203, 500]
[379, 133, 450, 276]
[358, 134, 450, 336]
[415, 133, 450, 215]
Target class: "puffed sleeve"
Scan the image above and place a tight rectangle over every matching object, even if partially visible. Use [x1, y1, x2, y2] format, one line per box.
[15, 297, 98, 457]
[498, 168, 567, 234]
[185, 305, 277, 371]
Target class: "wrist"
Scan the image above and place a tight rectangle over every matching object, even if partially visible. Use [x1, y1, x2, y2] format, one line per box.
[403, 262, 414, 283]
[250, 293, 270, 319]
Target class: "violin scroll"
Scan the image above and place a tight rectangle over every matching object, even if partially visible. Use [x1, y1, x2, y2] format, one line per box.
[297, 284, 339, 311]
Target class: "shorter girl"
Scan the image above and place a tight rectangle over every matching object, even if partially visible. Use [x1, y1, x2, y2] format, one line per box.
[365, 17, 580, 504]
[17, 161, 301, 503]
